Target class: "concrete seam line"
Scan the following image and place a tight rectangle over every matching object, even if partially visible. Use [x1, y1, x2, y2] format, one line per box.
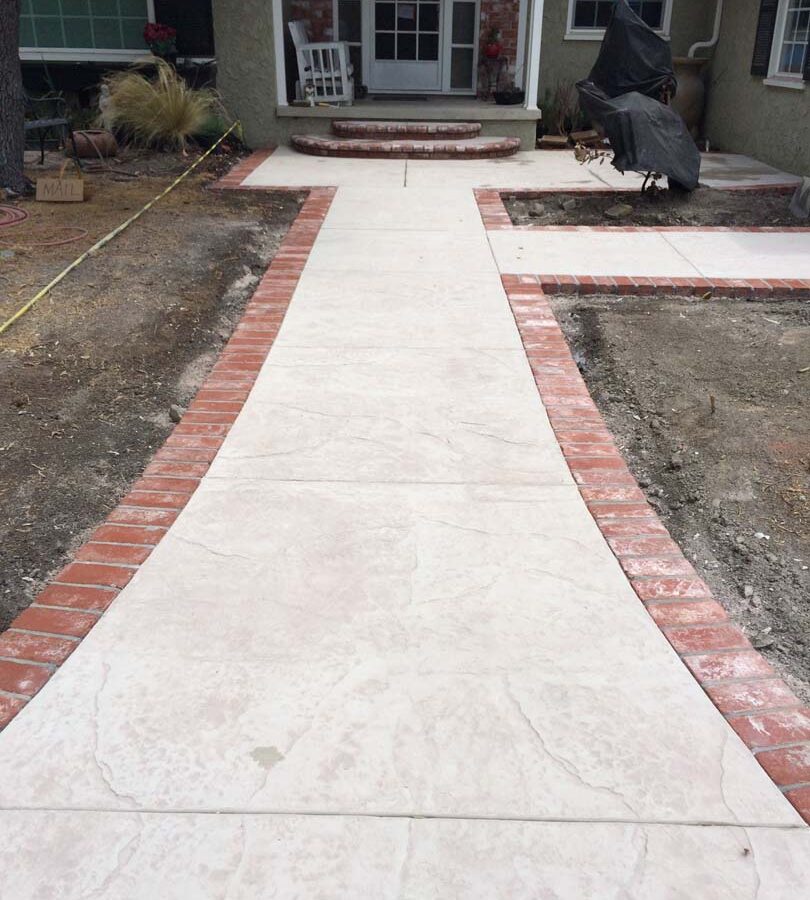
[0, 150, 335, 729]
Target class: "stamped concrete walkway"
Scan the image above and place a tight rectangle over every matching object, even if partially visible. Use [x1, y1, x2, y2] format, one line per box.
[1, 151, 809, 897]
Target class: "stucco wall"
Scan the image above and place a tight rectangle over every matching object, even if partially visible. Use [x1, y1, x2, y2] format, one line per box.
[704, 1, 810, 175]
[537, 0, 713, 106]
[212, 0, 280, 148]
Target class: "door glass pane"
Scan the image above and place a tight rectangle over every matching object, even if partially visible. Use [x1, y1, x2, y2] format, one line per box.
[451, 1, 476, 44]
[419, 2, 439, 31]
[376, 31, 395, 58]
[450, 46, 473, 89]
[397, 32, 417, 58]
[337, 0, 362, 42]
[376, 2, 395, 30]
[397, 2, 417, 30]
[418, 32, 439, 60]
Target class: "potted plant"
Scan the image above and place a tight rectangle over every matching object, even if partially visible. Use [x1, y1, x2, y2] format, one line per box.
[144, 22, 178, 63]
[493, 70, 525, 106]
[483, 27, 502, 59]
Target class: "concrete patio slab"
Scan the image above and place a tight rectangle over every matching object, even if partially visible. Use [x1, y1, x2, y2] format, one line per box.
[2, 812, 809, 900]
[699, 153, 802, 189]
[0, 478, 798, 825]
[663, 230, 810, 280]
[277, 270, 519, 348]
[322, 186, 484, 232]
[488, 230, 703, 278]
[306, 227, 499, 273]
[1, 150, 808, 896]
[208, 347, 566, 484]
[243, 146, 407, 188]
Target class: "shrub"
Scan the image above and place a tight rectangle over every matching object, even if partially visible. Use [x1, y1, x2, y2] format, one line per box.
[102, 60, 221, 150]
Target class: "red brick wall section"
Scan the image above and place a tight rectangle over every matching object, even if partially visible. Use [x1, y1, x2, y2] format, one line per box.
[289, 0, 335, 40]
[480, 0, 521, 70]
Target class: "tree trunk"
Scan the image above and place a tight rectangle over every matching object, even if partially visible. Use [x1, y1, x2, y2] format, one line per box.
[0, 0, 25, 194]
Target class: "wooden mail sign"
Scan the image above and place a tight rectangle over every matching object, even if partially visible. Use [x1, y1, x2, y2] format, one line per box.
[36, 176, 85, 202]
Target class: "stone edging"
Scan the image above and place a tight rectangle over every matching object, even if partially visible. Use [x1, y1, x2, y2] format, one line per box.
[502, 273, 810, 824]
[0, 151, 335, 733]
[474, 188, 810, 232]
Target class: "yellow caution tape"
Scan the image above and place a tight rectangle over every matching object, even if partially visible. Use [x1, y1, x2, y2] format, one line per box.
[0, 121, 240, 337]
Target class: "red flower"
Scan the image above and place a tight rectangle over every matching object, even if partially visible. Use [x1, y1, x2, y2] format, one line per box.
[143, 22, 177, 44]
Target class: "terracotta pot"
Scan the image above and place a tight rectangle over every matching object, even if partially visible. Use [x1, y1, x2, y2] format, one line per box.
[484, 42, 502, 59]
[67, 129, 118, 159]
[671, 57, 707, 140]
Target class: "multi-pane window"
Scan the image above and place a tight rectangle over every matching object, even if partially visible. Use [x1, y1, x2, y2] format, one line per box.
[776, 0, 810, 74]
[19, 0, 150, 50]
[374, 1, 440, 61]
[570, 0, 667, 32]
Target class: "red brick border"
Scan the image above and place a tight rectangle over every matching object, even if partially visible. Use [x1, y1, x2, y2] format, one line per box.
[502, 273, 810, 824]
[518, 273, 810, 299]
[291, 134, 521, 160]
[0, 153, 335, 732]
[474, 187, 810, 233]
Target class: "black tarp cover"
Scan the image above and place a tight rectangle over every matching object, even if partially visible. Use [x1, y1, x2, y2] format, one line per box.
[576, 0, 701, 191]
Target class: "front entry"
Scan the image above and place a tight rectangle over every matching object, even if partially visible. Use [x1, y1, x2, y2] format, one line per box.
[369, 0, 443, 91]
[354, 0, 480, 94]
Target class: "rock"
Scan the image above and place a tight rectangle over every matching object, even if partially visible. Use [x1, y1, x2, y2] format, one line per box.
[605, 203, 633, 220]
[752, 632, 775, 649]
[528, 202, 546, 218]
[743, 584, 755, 599]
[668, 452, 684, 471]
[559, 198, 577, 212]
[169, 404, 184, 423]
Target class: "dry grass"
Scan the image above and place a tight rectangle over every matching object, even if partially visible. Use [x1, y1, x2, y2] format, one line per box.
[102, 59, 220, 150]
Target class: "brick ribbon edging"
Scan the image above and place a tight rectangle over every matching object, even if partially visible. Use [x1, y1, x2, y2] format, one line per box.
[474, 188, 810, 233]
[502, 273, 810, 824]
[0, 158, 336, 732]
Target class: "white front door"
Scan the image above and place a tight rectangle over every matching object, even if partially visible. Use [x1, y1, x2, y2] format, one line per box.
[367, 0, 443, 91]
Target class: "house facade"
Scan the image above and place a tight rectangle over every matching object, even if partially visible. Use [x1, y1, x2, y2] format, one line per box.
[20, 1, 810, 174]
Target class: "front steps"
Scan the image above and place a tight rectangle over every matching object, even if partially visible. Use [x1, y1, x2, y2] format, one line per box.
[332, 120, 481, 139]
[291, 120, 520, 159]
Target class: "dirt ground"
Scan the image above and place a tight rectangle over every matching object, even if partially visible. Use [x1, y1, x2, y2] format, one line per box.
[552, 294, 810, 700]
[505, 187, 801, 228]
[0, 150, 303, 631]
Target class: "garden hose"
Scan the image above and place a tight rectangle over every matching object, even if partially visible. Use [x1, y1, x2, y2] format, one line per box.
[0, 121, 240, 337]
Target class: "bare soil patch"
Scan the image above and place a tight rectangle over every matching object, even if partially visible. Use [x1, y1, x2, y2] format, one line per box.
[552, 294, 810, 701]
[505, 187, 801, 228]
[0, 153, 303, 631]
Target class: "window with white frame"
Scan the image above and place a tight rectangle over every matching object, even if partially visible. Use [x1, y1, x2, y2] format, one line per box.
[771, 0, 810, 78]
[567, 0, 671, 38]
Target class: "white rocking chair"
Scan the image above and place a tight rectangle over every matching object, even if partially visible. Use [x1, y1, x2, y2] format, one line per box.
[289, 20, 354, 105]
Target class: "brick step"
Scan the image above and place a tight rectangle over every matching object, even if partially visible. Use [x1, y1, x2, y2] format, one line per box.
[332, 120, 482, 140]
[291, 134, 520, 160]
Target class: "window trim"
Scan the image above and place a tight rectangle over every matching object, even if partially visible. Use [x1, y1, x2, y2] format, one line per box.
[19, 0, 156, 60]
[766, 0, 809, 88]
[564, 0, 672, 42]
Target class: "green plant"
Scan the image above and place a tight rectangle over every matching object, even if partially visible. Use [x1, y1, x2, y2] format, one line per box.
[101, 60, 220, 150]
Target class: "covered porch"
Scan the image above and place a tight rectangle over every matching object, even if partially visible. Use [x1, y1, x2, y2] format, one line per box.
[271, 0, 545, 144]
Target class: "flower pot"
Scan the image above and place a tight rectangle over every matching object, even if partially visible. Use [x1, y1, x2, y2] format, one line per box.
[66, 129, 118, 159]
[493, 89, 525, 106]
[484, 42, 502, 59]
[671, 57, 707, 140]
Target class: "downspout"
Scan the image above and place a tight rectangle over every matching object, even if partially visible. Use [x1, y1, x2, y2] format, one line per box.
[688, 0, 723, 57]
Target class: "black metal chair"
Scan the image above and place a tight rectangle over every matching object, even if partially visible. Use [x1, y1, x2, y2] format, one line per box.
[24, 93, 78, 165]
